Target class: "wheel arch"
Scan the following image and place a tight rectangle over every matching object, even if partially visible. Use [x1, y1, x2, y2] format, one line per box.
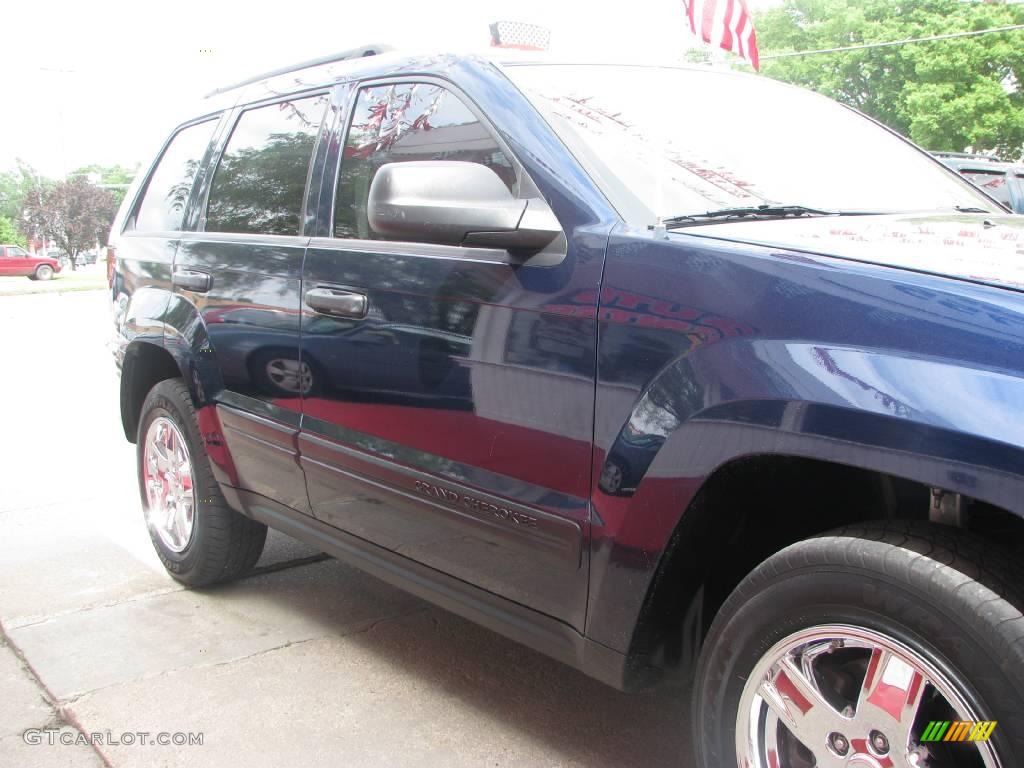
[121, 291, 225, 442]
[120, 339, 186, 442]
[590, 414, 1024, 692]
[589, 331, 1024, 687]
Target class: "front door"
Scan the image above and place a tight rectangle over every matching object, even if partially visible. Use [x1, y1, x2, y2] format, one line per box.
[297, 80, 603, 628]
[3, 246, 33, 276]
[173, 92, 330, 513]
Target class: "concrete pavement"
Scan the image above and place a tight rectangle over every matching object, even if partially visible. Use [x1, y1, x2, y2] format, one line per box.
[0, 290, 692, 767]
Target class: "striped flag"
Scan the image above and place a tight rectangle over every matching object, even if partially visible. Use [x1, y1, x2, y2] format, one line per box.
[684, 0, 760, 71]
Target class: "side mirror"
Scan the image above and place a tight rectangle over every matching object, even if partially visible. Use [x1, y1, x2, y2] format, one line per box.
[367, 161, 563, 259]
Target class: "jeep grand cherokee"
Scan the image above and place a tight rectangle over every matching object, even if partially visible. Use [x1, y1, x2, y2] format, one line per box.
[109, 47, 1024, 768]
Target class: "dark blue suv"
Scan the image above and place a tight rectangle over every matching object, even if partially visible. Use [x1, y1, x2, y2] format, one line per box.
[110, 47, 1024, 768]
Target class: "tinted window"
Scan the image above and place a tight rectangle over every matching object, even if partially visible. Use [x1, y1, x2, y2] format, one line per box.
[334, 83, 515, 240]
[135, 120, 217, 232]
[206, 94, 328, 236]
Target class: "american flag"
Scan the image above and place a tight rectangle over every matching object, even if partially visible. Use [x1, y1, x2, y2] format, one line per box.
[683, 0, 760, 71]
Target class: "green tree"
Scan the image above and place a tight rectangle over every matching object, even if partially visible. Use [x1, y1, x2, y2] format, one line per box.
[68, 163, 137, 207]
[0, 216, 26, 247]
[205, 132, 316, 235]
[756, 0, 1024, 158]
[21, 178, 117, 270]
[0, 160, 50, 223]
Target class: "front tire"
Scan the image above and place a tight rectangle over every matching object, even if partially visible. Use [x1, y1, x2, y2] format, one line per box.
[137, 379, 266, 586]
[694, 522, 1024, 768]
[34, 264, 54, 280]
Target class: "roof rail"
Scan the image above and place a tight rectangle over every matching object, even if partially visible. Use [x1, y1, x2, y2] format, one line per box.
[204, 44, 395, 98]
[930, 151, 1000, 162]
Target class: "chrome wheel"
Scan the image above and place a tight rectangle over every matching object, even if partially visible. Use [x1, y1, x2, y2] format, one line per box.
[737, 624, 1000, 768]
[265, 357, 312, 394]
[142, 416, 195, 553]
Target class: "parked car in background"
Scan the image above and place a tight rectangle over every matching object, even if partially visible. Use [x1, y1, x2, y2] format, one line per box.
[109, 48, 1024, 768]
[51, 249, 98, 268]
[0, 245, 61, 280]
[933, 151, 1024, 213]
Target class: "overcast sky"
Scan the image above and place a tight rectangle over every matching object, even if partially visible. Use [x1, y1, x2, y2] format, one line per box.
[2, 0, 780, 178]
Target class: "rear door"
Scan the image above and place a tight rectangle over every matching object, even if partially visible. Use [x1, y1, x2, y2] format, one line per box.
[172, 92, 330, 512]
[297, 79, 600, 628]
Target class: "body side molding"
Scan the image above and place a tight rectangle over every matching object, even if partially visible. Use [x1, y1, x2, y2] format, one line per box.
[298, 432, 583, 570]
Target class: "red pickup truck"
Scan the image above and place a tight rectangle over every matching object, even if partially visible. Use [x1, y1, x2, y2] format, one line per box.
[0, 245, 62, 280]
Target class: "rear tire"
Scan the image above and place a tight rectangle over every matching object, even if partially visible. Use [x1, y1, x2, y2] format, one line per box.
[34, 264, 54, 281]
[694, 521, 1024, 768]
[137, 379, 266, 586]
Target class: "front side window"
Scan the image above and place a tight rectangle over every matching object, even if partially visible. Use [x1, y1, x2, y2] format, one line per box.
[134, 119, 218, 232]
[206, 94, 328, 236]
[9, 247, 28, 257]
[334, 82, 516, 240]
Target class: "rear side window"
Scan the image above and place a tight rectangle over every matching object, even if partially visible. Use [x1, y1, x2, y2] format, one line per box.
[334, 83, 516, 240]
[205, 94, 328, 236]
[134, 120, 217, 232]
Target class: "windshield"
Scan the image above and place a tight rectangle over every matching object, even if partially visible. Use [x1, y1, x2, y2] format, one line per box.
[504, 64, 1001, 224]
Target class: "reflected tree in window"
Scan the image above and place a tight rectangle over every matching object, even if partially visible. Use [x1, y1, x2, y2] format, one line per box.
[135, 120, 217, 232]
[334, 83, 516, 240]
[166, 159, 200, 221]
[206, 95, 328, 236]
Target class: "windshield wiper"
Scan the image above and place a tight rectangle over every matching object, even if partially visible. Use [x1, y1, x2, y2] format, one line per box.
[660, 204, 841, 229]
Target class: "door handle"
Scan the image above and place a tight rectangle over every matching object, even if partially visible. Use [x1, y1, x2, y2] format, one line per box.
[306, 287, 367, 318]
[173, 269, 212, 293]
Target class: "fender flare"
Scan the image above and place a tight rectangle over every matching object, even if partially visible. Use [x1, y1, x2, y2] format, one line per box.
[586, 340, 1024, 658]
[118, 288, 226, 440]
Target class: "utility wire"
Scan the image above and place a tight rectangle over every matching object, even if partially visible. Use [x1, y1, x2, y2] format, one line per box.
[761, 23, 1024, 61]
